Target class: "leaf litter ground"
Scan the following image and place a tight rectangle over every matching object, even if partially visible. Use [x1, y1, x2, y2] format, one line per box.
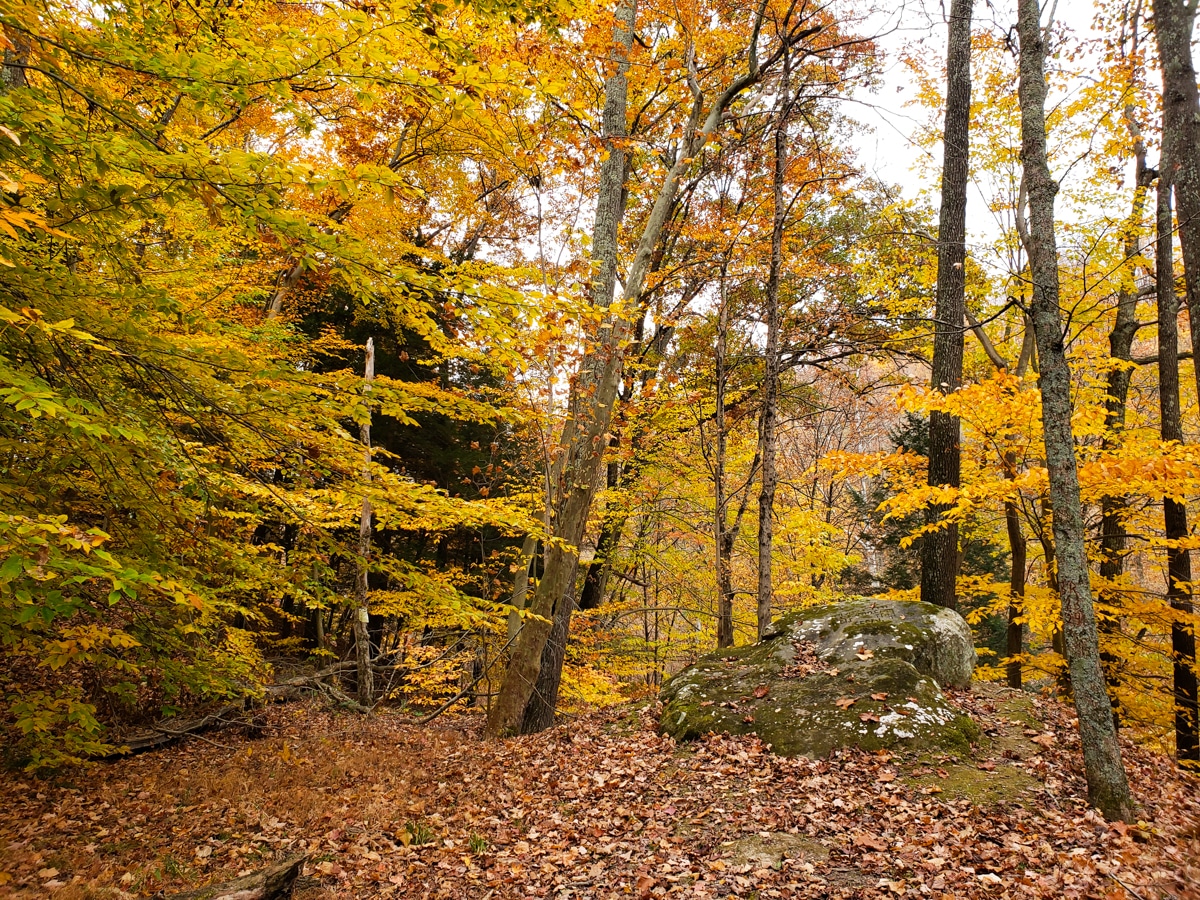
[1, 684, 1196, 899]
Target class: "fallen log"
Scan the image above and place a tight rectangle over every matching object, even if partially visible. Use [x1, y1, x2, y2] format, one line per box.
[151, 854, 306, 900]
[106, 663, 363, 758]
[111, 703, 248, 756]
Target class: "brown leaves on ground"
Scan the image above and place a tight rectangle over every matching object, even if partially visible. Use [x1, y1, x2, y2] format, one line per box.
[0, 690, 1196, 900]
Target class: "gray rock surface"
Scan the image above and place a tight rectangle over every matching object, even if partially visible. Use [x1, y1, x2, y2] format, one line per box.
[660, 599, 978, 758]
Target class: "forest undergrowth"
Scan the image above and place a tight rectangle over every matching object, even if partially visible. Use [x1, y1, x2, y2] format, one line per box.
[0, 690, 1196, 900]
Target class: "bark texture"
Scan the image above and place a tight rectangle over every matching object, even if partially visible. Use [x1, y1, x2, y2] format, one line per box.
[1016, 0, 1133, 820]
[1153, 0, 1200, 410]
[1098, 100, 1151, 726]
[1157, 169, 1200, 765]
[353, 338, 375, 705]
[756, 54, 789, 640]
[919, 0, 973, 612]
[1152, 0, 1200, 769]
[486, 1, 807, 737]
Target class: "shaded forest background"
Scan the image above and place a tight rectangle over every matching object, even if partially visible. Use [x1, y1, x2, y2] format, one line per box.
[0, 0, 1197, 784]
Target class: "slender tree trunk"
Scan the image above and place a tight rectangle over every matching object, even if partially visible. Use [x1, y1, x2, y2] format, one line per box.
[1098, 101, 1151, 726]
[1152, 0, 1200, 769]
[968, 300, 1032, 688]
[1005, 491, 1027, 689]
[486, 0, 784, 737]
[920, 0, 973, 611]
[513, 0, 637, 730]
[353, 338, 376, 705]
[1157, 169, 1200, 765]
[508, 534, 539, 641]
[579, 461, 622, 611]
[1153, 0, 1200, 411]
[1016, 0, 1132, 820]
[715, 261, 735, 648]
[757, 54, 789, 639]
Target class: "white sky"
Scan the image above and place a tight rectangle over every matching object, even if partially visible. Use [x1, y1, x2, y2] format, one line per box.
[850, 0, 1101, 202]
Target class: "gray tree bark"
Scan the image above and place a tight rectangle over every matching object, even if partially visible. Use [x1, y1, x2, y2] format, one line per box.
[353, 338, 375, 705]
[1153, 0, 1200, 409]
[1152, 0, 1200, 769]
[920, 0, 973, 612]
[1098, 96, 1151, 726]
[486, 0, 814, 737]
[1155, 166, 1199, 765]
[1016, 0, 1132, 820]
[756, 53, 790, 639]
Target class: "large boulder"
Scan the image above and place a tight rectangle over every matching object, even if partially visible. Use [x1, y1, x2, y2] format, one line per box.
[660, 599, 979, 758]
[771, 598, 977, 689]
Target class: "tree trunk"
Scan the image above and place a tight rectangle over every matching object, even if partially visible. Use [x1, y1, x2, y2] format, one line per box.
[715, 260, 735, 648]
[920, 0, 973, 611]
[1016, 0, 1132, 821]
[353, 338, 375, 705]
[1157, 168, 1200, 765]
[486, 0, 785, 737]
[1153, 0, 1200, 414]
[756, 53, 789, 639]
[485, 0, 637, 737]
[1098, 99, 1150, 727]
[1152, 0, 1200, 770]
[501, 0, 636, 735]
[1004, 493, 1026, 689]
[508, 534, 539, 640]
[520, 561, 579, 733]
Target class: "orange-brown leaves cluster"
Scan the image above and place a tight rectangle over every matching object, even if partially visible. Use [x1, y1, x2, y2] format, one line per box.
[0, 691, 1195, 899]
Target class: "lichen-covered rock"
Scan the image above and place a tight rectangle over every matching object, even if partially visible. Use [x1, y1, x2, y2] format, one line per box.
[773, 598, 977, 689]
[659, 599, 979, 758]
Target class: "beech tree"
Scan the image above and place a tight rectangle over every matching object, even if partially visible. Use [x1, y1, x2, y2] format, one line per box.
[1015, 0, 1132, 820]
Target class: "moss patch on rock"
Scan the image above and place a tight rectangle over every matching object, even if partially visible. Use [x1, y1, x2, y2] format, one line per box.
[660, 599, 981, 759]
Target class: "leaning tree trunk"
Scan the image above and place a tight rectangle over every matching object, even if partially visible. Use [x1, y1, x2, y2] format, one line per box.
[1156, 167, 1200, 765]
[487, 0, 781, 736]
[1152, 0, 1200, 769]
[353, 338, 375, 705]
[510, 0, 637, 732]
[1016, 0, 1133, 821]
[920, 0, 973, 611]
[756, 52, 789, 639]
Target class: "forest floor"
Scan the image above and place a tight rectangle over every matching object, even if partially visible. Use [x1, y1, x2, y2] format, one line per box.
[1, 685, 1197, 900]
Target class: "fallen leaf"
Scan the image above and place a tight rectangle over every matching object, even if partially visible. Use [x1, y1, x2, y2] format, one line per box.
[855, 648, 875, 659]
[860, 712, 880, 723]
[835, 697, 856, 710]
[853, 831, 889, 852]
[870, 692, 888, 701]
[753, 684, 770, 698]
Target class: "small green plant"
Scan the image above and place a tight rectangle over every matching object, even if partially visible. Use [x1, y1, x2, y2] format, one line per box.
[405, 820, 435, 846]
[468, 832, 489, 855]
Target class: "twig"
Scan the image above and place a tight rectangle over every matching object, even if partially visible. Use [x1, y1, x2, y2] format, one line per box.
[1105, 871, 1154, 900]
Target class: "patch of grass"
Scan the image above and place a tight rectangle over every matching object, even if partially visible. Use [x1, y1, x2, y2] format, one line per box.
[468, 832, 489, 855]
[405, 820, 436, 846]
